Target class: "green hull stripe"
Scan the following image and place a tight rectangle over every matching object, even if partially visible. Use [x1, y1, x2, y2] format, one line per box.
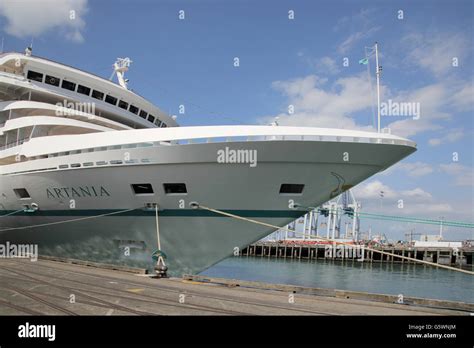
[1, 209, 304, 218]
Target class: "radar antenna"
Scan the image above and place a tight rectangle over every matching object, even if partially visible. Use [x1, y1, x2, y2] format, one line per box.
[109, 57, 132, 89]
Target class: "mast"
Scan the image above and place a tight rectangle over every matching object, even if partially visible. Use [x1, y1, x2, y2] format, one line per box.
[375, 42, 381, 133]
[111, 58, 132, 90]
[439, 216, 444, 239]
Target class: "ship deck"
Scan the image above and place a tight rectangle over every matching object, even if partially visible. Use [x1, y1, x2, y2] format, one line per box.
[0, 257, 471, 316]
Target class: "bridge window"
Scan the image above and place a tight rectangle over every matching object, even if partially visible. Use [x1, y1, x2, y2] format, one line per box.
[92, 90, 104, 100]
[147, 115, 155, 123]
[279, 184, 304, 195]
[77, 85, 91, 96]
[14, 188, 31, 199]
[161, 123, 167, 128]
[62, 80, 76, 91]
[27, 70, 43, 82]
[118, 100, 129, 110]
[105, 95, 118, 105]
[139, 110, 148, 119]
[45, 75, 60, 86]
[129, 105, 139, 114]
[154, 119, 162, 127]
[131, 183, 154, 195]
[163, 183, 187, 195]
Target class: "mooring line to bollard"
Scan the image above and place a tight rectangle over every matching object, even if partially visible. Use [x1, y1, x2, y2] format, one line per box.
[193, 203, 474, 276]
[154, 204, 168, 273]
[0, 209, 25, 218]
[0, 208, 139, 232]
[296, 204, 474, 228]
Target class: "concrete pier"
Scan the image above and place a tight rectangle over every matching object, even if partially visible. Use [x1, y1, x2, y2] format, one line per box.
[241, 242, 473, 269]
[0, 258, 472, 315]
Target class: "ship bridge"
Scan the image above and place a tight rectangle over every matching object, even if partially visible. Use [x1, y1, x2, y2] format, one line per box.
[0, 52, 178, 130]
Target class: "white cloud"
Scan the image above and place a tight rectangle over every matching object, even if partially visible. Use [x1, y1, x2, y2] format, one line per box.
[382, 162, 434, 177]
[265, 33, 471, 139]
[386, 118, 441, 138]
[263, 73, 470, 138]
[384, 83, 457, 137]
[263, 72, 462, 138]
[333, 8, 380, 54]
[353, 180, 453, 215]
[337, 26, 380, 54]
[333, 8, 375, 32]
[428, 129, 464, 146]
[408, 203, 453, 214]
[401, 32, 470, 77]
[439, 163, 474, 187]
[401, 188, 432, 199]
[296, 52, 341, 75]
[450, 83, 474, 112]
[0, 0, 88, 42]
[263, 73, 376, 130]
[315, 56, 340, 75]
[374, 31, 472, 137]
[354, 180, 397, 199]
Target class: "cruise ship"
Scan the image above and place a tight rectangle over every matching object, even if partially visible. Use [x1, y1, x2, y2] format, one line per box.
[0, 49, 416, 276]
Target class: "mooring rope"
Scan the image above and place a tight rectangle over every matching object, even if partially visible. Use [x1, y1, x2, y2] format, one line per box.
[192, 203, 474, 276]
[0, 209, 24, 218]
[298, 205, 474, 228]
[0, 208, 138, 232]
[155, 204, 166, 267]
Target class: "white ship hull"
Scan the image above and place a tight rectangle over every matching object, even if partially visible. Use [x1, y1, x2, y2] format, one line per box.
[0, 137, 415, 275]
[0, 52, 417, 276]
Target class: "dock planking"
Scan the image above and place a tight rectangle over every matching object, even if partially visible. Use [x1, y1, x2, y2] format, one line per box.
[0, 258, 471, 316]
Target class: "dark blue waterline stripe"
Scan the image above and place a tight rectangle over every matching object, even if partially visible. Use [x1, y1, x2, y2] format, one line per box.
[1, 209, 304, 218]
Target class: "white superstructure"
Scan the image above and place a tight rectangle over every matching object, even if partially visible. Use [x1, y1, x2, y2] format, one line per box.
[0, 51, 417, 275]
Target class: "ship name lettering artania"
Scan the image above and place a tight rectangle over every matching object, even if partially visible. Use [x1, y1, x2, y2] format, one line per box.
[46, 186, 111, 199]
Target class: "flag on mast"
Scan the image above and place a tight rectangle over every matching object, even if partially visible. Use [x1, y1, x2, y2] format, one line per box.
[359, 45, 376, 64]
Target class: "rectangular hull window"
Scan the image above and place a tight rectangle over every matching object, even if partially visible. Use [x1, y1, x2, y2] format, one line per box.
[131, 184, 154, 195]
[105, 95, 118, 105]
[279, 184, 304, 194]
[129, 105, 139, 114]
[14, 188, 31, 199]
[118, 100, 129, 110]
[27, 70, 43, 82]
[163, 183, 187, 195]
[92, 90, 104, 100]
[77, 85, 91, 96]
[45, 75, 60, 86]
[62, 80, 76, 91]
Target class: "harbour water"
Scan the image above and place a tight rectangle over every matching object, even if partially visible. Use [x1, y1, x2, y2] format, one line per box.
[202, 257, 474, 303]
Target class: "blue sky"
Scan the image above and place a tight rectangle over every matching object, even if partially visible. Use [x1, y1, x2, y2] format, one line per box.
[0, 0, 472, 241]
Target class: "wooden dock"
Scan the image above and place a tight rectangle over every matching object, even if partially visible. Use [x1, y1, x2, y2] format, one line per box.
[240, 242, 473, 269]
[0, 257, 472, 315]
